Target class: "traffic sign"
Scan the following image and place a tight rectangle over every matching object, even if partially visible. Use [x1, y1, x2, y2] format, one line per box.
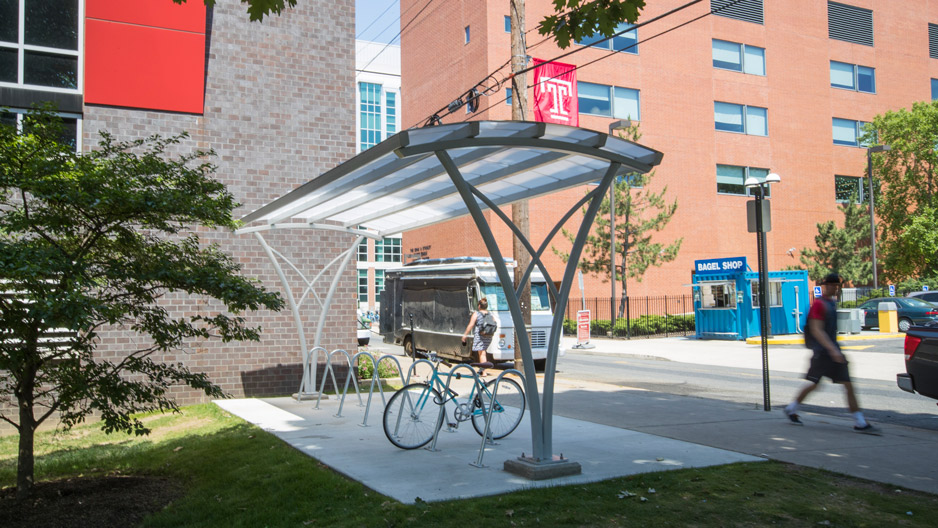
[889, 284, 895, 296]
[813, 286, 822, 298]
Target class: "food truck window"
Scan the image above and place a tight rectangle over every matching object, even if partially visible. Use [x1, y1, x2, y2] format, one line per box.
[480, 283, 509, 310]
[750, 280, 782, 307]
[698, 282, 736, 308]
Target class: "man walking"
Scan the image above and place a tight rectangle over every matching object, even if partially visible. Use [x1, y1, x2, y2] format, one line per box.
[783, 272, 881, 434]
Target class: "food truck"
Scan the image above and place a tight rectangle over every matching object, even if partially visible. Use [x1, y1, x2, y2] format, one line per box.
[692, 257, 810, 340]
[379, 257, 558, 368]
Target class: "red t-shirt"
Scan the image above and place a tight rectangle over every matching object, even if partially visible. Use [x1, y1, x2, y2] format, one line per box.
[808, 298, 829, 321]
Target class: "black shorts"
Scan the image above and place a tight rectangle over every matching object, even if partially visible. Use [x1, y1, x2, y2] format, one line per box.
[805, 351, 851, 384]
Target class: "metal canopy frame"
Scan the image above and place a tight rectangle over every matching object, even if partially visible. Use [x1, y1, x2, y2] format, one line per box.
[236, 120, 663, 462]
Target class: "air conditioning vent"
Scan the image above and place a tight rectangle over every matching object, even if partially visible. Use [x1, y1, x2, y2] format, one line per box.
[828, 1, 873, 47]
[711, 0, 763, 25]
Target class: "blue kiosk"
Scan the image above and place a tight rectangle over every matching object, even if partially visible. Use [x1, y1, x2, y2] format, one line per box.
[692, 257, 810, 340]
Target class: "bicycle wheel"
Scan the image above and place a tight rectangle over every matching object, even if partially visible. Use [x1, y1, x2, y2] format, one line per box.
[472, 377, 525, 440]
[383, 383, 444, 449]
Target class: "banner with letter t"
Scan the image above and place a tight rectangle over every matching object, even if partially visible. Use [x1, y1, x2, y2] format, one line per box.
[533, 58, 578, 126]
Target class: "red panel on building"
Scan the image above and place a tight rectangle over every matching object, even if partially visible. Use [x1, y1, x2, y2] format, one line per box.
[86, 0, 206, 33]
[84, 19, 206, 114]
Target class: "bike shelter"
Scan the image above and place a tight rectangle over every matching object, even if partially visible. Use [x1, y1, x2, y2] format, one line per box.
[236, 120, 663, 475]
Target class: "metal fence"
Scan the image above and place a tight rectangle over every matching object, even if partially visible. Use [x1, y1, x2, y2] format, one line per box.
[564, 295, 695, 339]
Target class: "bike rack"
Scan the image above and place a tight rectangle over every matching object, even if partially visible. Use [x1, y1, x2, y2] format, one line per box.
[349, 352, 407, 427]
[472, 369, 524, 468]
[312, 349, 408, 424]
[426, 363, 483, 453]
[315, 349, 356, 415]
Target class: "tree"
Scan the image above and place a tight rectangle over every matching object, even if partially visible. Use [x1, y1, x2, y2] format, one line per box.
[865, 101, 938, 281]
[796, 197, 872, 286]
[176, 0, 297, 22]
[0, 108, 283, 499]
[538, 0, 647, 49]
[553, 125, 681, 317]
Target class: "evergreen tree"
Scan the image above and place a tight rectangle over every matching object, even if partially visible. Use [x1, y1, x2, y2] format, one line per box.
[798, 196, 872, 286]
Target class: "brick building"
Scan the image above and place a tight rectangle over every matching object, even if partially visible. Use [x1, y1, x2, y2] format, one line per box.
[1, 0, 358, 420]
[399, 0, 938, 299]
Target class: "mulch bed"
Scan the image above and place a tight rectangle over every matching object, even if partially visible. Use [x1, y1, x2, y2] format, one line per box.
[0, 475, 183, 528]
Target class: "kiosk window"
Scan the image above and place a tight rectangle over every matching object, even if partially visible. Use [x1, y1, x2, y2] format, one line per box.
[750, 280, 782, 307]
[699, 282, 736, 308]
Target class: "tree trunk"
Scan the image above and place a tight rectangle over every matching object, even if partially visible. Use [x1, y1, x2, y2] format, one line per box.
[16, 375, 37, 499]
[510, 0, 530, 372]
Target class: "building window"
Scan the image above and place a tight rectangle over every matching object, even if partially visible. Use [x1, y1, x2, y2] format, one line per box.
[828, 1, 873, 47]
[932, 79, 938, 100]
[832, 118, 868, 147]
[835, 175, 868, 203]
[712, 39, 765, 75]
[717, 164, 771, 196]
[576, 22, 638, 54]
[506, 88, 512, 105]
[465, 25, 470, 44]
[930, 23, 938, 59]
[375, 269, 385, 296]
[359, 82, 382, 150]
[375, 237, 401, 263]
[711, 0, 763, 25]
[504, 15, 511, 33]
[358, 269, 368, 303]
[698, 282, 737, 308]
[830, 61, 875, 93]
[1, 108, 80, 150]
[0, 0, 81, 91]
[714, 102, 767, 136]
[357, 239, 368, 262]
[385, 91, 397, 137]
[750, 280, 782, 307]
[578, 82, 640, 120]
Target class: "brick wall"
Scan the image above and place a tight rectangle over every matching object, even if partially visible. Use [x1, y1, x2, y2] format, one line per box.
[0, 1, 357, 435]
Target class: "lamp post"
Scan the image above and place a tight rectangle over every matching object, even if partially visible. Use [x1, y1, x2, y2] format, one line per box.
[866, 144, 891, 291]
[607, 119, 632, 333]
[746, 172, 781, 412]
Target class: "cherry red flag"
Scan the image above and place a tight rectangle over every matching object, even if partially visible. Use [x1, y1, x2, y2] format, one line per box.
[532, 58, 578, 126]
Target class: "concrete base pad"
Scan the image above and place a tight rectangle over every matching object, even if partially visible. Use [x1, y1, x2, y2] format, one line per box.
[504, 455, 582, 480]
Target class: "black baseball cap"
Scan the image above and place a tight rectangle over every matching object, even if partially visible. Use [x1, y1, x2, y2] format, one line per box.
[822, 272, 843, 284]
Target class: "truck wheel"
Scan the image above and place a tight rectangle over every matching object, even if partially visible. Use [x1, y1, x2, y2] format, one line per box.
[533, 359, 547, 372]
[403, 335, 416, 358]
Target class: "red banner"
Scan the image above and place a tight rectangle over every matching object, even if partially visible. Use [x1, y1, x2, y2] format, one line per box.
[533, 58, 578, 126]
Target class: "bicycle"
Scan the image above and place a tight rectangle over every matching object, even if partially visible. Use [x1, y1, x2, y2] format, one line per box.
[382, 353, 526, 450]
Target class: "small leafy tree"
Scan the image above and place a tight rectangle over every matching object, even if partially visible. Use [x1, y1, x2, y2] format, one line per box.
[864, 101, 938, 281]
[553, 125, 682, 317]
[0, 108, 283, 499]
[797, 196, 872, 286]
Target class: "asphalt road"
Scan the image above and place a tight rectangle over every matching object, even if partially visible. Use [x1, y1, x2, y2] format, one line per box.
[555, 338, 938, 432]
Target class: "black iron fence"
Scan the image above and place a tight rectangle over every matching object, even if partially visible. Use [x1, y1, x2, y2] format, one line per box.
[563, 295, 695, 339]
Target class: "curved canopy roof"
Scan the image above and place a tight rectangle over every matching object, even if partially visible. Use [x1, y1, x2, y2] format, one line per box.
[237, 120, 663, 237]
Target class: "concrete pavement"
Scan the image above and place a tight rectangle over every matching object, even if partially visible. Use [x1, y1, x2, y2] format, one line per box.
[217, 332, 938, 503]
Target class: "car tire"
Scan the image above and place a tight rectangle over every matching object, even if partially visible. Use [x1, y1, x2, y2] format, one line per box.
[358, 336, 370, 346]
[898, 318, 912, 332]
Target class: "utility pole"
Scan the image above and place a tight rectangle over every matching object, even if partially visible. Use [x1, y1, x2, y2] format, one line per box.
[510, 0, 530, 372]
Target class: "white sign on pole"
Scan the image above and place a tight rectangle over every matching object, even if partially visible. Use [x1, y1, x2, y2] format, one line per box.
[813, 286, 822, 298]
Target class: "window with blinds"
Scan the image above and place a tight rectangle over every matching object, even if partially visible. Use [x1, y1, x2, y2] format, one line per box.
[828, 2, 873, 47]
[711, 0, 763, 25]
[929, 23, 938, 59]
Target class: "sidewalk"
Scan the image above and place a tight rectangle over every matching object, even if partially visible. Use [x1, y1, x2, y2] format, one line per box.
[217, 332, 938, 502]
[561, 332, 904, 382]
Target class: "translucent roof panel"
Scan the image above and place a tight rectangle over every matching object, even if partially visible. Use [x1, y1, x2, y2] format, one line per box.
[238, 121, 663, 237]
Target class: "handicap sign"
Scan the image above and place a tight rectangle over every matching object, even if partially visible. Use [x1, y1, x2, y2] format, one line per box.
[889, 284, 895, 296]
[925, 285, 931, 292]
[813, 286, 822, 298]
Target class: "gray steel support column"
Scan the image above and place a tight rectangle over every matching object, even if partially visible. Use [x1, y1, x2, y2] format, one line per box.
[435, 150, 547, 460]
[254, 232, 313, 395]
[541, 162, 620, 454]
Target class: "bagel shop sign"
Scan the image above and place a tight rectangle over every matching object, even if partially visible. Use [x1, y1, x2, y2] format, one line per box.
[695, 257, 747, 275]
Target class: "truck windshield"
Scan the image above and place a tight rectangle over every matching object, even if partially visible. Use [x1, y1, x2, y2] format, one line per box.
[481, 282, 551, 311]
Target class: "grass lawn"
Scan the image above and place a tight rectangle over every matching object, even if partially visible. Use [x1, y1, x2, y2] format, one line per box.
[2, 402, 937, 527]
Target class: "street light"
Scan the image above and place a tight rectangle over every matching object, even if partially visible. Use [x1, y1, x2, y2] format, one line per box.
[866, 144, 891, 291]
[745, 172, 781, 412]
[607, 119, 632, 333]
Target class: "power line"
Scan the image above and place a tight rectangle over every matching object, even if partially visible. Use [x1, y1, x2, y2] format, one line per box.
[356, 0, 400, 40]
[359, 0, 435, 74]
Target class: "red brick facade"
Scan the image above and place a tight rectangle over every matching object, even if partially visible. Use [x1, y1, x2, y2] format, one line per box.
[401, 0, 938, 297]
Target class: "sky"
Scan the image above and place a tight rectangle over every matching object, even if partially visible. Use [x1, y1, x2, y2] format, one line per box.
[356, 0, 401, 44]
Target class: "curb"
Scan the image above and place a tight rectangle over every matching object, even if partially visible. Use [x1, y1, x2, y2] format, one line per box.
[745, 332, 904, 345]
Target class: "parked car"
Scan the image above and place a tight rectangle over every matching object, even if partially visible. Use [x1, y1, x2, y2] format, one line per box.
[897, 321, 938, 401]
[858, 296, 938, 332]
[907, 290, 938, 304]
